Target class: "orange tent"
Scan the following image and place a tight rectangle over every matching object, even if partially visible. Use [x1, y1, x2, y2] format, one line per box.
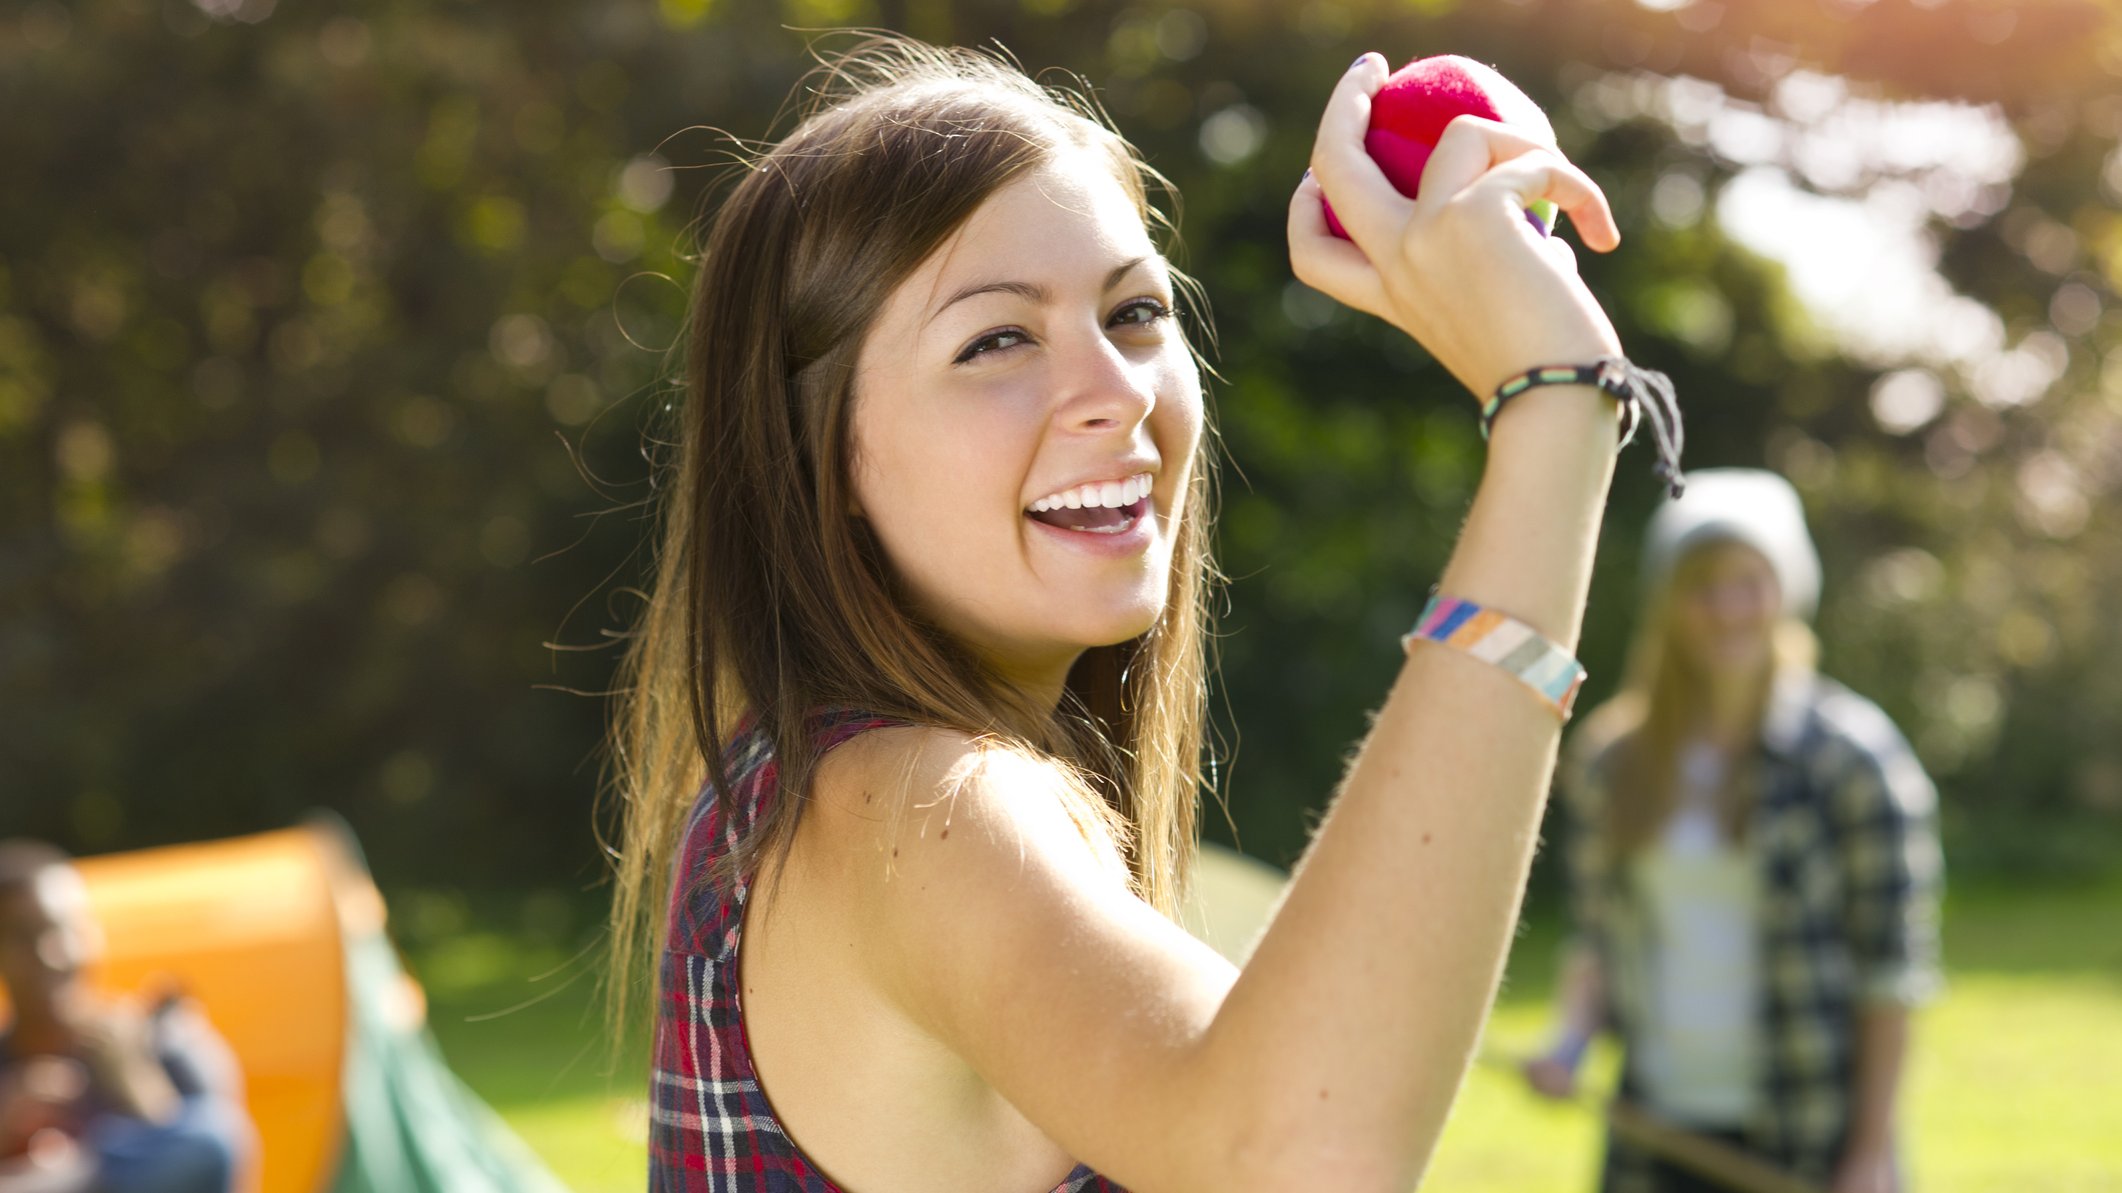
[3, 823, 573, 1193]
[0, 825, 413, 1193]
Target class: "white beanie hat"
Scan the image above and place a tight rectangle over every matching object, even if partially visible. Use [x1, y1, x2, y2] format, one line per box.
[1641, 468, 1822, 620]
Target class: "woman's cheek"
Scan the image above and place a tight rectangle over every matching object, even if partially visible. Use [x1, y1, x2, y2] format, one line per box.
[1161, 388, 1205, 498]
[1162, 350, 1205, 440]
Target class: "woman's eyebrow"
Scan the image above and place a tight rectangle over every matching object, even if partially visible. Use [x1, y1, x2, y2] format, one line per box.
[925, 255, 1157, 327]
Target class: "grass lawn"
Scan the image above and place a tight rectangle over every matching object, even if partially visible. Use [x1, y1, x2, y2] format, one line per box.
[1431, 879, 2122, 1192]
[416, 874, 2122, 1191]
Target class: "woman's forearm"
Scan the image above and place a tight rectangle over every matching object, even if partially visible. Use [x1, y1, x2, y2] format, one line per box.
[1846, 1004, 1910, 1155]
[1550, 941, 1607, 1052]
[1201, 387, 1619, 1188]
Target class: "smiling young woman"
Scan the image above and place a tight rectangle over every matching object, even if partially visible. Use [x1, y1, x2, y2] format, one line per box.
[606, 33, 1646, 1193]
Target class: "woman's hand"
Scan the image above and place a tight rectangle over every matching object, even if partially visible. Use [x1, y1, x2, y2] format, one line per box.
[1830, 1141, 1900, 1193]
[1288, 53, 1625, 400]
[1519, 1050, 1580, 1101]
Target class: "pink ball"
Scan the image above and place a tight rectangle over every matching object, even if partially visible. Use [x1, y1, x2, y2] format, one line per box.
[1322, 54, 1559, 240]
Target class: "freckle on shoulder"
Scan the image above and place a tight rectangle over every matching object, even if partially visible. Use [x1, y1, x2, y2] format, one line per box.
[815, 725, 1113, 869]
[809, 725, 989, 837]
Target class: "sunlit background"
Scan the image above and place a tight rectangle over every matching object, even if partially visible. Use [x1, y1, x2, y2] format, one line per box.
[4, 0, 2119, 1188]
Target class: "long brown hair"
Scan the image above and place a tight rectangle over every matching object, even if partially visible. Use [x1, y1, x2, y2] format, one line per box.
[1572, 545, 1819, 855]
[602, 36, 1219, 1046]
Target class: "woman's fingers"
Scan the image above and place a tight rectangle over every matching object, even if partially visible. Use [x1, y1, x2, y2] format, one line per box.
[1287, 172, 1389, 316]
[1305, 53, 1413, 253]
[1290, 64, 1626, 385]
[1306, 66, 1620, 257]
[1417, 115, 1548, 205]
[1473, 151, 1620, 251]
[1519, 1056, 1577, 1101]
[1419, 115, 1620, 252]
[1541, 233, 1579, 276]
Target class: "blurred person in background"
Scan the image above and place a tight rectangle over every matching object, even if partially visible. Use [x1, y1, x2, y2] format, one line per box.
[1521, 468, 1945, 1193]
[0, 842, 253, 1193]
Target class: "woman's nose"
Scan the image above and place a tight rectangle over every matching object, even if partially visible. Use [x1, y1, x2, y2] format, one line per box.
[1056, 328, 1156, 432]
[1711, 586, 1770, 624]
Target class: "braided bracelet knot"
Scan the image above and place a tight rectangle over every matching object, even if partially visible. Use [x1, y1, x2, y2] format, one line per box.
[1480, 355, 1687, 499]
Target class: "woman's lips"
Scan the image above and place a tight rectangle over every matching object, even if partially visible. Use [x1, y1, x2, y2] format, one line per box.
[1024, 496, 1155, 554]
[1026, 494, 1151, 533]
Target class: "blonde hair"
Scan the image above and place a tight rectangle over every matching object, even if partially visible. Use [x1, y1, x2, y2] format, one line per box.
[601, 35, 1219, 1049]
[1573, 543, 1819, 855]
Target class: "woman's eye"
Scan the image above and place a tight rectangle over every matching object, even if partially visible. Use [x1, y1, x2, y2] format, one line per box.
[954, 329, 1029, 364]
[952, 301, 1170, 365]
[1111, 298, 1172, 327]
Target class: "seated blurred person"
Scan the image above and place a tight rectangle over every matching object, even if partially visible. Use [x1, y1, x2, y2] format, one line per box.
[0, 841, 253, 1193]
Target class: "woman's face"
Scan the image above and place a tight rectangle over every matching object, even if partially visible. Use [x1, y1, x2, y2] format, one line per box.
[849, 153, 1202, 699]
[1670, 540, 1783, 680]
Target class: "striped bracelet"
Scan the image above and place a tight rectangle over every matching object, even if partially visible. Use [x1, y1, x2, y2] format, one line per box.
[1402, 594, 1586, 721]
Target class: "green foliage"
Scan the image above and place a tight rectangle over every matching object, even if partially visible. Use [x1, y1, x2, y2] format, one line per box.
[4, 0, 2119, 882]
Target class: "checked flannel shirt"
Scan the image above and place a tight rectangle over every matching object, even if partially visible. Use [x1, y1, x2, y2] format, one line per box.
[1561, 671, 1945, 1191]
[648, 710, 1127, 1193]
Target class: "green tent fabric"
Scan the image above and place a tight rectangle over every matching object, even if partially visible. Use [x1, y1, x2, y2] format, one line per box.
[304, 823, 576, 1193]
[328, 918, 574, 1193]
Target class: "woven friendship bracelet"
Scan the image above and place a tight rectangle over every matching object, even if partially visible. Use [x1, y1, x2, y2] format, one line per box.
[1483, 362, 1641, 446]
[1402, 594, 1586, 721]
[1480, 356, 1688, 500]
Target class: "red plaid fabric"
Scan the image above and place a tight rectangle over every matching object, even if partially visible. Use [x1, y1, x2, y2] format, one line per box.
[649, 709, 1127, 1192]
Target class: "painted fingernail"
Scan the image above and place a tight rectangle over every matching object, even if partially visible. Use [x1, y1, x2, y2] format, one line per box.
[1301, 168, 1313, 183]
[1351, 53, 1369, 69]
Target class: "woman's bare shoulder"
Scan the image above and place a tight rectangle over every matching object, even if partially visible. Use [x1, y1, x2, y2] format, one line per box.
[801, 723, 1122, 883]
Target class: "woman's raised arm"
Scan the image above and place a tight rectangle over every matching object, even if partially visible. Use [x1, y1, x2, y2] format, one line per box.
[1203, 49, 1629, 1184]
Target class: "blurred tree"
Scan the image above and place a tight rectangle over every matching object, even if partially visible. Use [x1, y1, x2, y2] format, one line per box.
[2, 0, 2116, 885]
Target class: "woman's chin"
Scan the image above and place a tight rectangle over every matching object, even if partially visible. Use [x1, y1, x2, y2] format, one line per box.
[1705, 645, 1773, 676]
[1085, 609, 1166, 649]
[1047, 598, 1167, 653]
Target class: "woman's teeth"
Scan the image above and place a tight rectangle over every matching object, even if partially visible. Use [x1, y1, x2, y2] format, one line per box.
[1027, 472, 1153, 514]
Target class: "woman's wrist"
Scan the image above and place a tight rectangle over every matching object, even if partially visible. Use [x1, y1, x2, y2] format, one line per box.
[1477, 354, 1687, 500]
[1480, 383, 1624, 482]
[1433, 321, 1621, 400]
[1484, 381, 1621, 435]
[1844, 1130, 1895, 1157]
[1546, 1027, 1593, 1071]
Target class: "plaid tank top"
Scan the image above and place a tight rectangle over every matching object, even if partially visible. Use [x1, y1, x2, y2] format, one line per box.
[648, 710, 1127, 1192]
